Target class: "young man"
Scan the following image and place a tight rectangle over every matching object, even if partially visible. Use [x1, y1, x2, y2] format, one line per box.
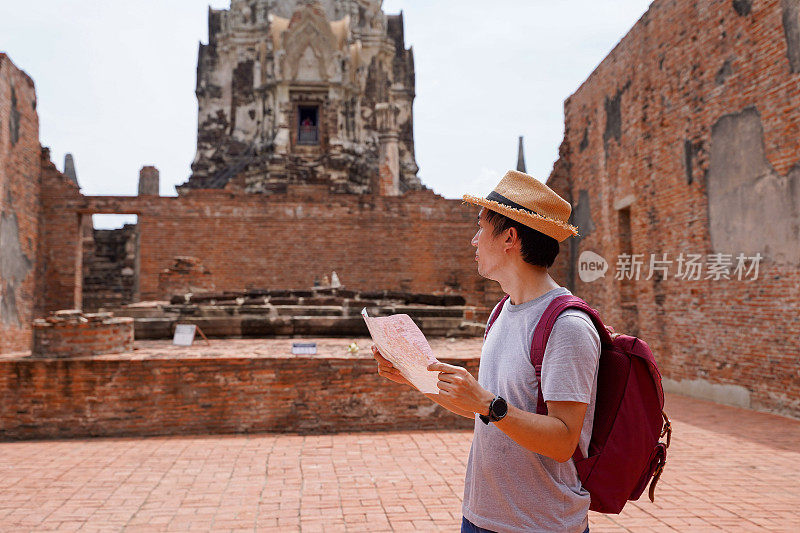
[373, 170, 600, 533]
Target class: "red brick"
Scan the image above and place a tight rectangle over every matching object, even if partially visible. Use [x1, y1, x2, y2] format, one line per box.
[547, 0, 800, 417]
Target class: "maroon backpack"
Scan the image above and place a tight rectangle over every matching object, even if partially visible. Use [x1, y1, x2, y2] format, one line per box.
[486, 294, 672, 514]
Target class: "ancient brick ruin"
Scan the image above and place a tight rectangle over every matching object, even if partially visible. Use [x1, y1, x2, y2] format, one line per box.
[1, 0, 799, 440]
[0, 1, 496, 438]
[82, 223, 138, 312]
[181, 0, 420, 196]
[0, 53, 40, 355]
[547, 0, 800, 417]
[108, 287, 482, 340]
[69, 0, 495, 322]
[156, 256, 215, 300]
[0, 338, 480, 440]
[32, 310, 133, 358]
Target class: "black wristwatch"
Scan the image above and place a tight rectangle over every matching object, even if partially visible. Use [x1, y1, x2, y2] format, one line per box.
[479, 396, 508, 425]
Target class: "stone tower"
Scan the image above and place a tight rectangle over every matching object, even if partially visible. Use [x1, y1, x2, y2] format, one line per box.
[177, 0, 421, 196]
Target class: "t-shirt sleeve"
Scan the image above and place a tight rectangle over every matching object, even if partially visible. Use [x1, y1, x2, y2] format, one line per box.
[540, 310, 601, 404]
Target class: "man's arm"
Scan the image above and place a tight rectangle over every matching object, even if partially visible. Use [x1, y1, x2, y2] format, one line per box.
[493, 401, 588, 463]
[428, 361, 587, 463]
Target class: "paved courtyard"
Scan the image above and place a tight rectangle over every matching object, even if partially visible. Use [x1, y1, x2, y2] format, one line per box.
[1, 393, 798, 532]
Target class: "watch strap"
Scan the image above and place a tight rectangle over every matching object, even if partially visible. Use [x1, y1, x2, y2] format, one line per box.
[479, 396, 507, 424]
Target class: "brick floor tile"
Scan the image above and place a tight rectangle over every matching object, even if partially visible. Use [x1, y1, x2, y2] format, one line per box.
[0, 393, 798, 531]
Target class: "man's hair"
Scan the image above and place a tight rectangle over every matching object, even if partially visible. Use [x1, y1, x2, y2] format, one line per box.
[483, 209, 560, 268]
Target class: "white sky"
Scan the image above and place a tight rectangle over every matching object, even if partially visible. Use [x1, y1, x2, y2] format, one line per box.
[0, 1, 652, 228]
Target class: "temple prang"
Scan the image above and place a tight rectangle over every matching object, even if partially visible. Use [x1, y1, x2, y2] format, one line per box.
[179, 0, 421, 196]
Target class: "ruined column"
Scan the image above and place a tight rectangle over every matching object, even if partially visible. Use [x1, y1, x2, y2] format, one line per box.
[138, 166, 160, 196]
[375, 102, 400, 196]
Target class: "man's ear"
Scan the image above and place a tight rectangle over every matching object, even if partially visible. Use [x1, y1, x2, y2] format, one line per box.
[504, 227, 518, 252]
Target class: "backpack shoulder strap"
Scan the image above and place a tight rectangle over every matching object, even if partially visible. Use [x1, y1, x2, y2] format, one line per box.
[530, 295, 611, 463]
[484, 295, 509, 340]
[529, 295, 611, 415]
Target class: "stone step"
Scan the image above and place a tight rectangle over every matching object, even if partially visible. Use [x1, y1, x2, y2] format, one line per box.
[273, 305, 345, 317]
[375, 306, 465, 318]
[132, 315, 478, 340]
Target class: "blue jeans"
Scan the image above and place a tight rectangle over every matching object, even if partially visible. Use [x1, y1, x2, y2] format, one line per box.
[461, 516, 589, 533]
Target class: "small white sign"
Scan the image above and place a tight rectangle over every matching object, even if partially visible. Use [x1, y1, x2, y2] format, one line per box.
[292, 342, 317, 355]
[173, 324, 197, 346]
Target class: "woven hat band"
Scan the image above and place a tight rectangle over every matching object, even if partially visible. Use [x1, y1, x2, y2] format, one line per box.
[485, 191, 541, 218]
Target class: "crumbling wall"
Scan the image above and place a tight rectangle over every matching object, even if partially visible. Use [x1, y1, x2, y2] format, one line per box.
[0, 55, 40, 354]
[547, 0, 800, 416]
[37, 150, 84, 315]
[43, 186, 501, 319]
[157, 256, 215, 299]
[140, 187, 496, 310]
[136, 188, 495, 309]
[32, 310, 133, 358]
[0, 351, 477, 440]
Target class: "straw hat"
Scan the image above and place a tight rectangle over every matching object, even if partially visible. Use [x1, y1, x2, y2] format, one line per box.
[463, 170, 579, 242]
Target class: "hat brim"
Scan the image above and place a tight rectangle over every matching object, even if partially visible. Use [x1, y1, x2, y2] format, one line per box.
[462, 194, 579, 242]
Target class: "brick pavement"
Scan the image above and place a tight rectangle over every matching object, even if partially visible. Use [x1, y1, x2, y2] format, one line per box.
[1, 393, 799, 532]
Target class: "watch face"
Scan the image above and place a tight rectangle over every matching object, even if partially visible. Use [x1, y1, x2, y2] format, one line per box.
[491, 397, 508, 418]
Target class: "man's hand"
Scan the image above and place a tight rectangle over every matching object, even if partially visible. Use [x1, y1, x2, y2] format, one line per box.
[372, 348, 477, 419]
[427, 362, 494, 415]
[371, 345, 416, 390]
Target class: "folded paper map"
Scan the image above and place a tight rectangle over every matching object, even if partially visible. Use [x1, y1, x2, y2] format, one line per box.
[361, 308, 440, 394]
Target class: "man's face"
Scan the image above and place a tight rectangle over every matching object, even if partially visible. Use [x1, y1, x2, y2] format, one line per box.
[471, 208, 506, 279]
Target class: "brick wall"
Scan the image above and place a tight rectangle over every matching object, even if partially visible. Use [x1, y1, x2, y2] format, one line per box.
[547, 0, 800, 417]
[157, 256, 214, 299]
[0, 353, 477, 440]
[0, 55, 40, 354]
[37, 152, 83, 315]
[43, 186, 501, 315]
[32, 314, 133, 357]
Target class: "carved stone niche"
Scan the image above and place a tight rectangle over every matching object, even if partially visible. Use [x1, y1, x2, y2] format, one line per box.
[289, 90, 328, 154]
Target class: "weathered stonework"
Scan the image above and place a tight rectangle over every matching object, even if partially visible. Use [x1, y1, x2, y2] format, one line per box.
[547, 0, 800, 417]
[105, 287, 482, 340]
[179, 0, 420, 195]
[4, 0, 797, 426]
[0, 5, 498, 347]
[0, 55, 40, 354]
[0, 342, 478, 439]
[32, 310, 133, 358]
[157, 256, 215, 299]
[50, 186, 501, 313]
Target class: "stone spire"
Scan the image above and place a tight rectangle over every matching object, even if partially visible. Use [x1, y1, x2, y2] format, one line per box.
[516, 136, 526, 173]
[64, 153, 78, 185]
